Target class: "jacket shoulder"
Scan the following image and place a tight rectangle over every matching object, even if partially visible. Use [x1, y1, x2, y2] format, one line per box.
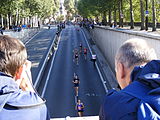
[107, 89, 117, 96]
[101, 89, 140, 120]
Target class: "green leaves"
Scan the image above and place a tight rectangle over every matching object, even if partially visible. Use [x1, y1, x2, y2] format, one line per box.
[77, 0, 158, 24]
[64, 0, 77, 19]
[0, 0, 59, 19]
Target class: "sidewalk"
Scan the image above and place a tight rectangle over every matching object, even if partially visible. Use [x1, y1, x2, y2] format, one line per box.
[3, 28, 41, 43]
[82, 28, 118, 91]
[99, 25, 160, 37]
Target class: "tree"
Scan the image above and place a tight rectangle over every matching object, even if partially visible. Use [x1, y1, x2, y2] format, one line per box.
[140, 0, 145, 30]
[0, 0, 60, 28]
[152, 0, 156, 31]
[77, 0, 99, 18]
[145, 0, 149, 31]
[113, 0, 118, 26]
[118, 0, 123, 27]
[0, 0, 20, 28]
[129, 0, 134, 29]
[64, 0, 76, 20]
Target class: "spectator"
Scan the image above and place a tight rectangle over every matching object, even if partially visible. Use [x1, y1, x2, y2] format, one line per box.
[48, 23, 51, 29]
[99, 38, 158, 120]
[0, 29, 3, 35]
[38, 21, 40, 29]
[0, 35, 50, 120]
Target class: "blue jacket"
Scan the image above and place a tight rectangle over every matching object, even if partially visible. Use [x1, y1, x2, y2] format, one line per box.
[0, 72, 50, 120]
[99, 60, 160, 120]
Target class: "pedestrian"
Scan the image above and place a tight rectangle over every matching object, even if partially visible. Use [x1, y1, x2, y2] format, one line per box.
[0, 29, 3, 35]
[0, 35, 50, 120]
[38, 21, 40, 29]
[99, 38, 158, 120]
[48, 23, 51, 29]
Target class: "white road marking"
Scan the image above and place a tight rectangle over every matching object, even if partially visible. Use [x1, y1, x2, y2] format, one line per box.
[81, 29, 108, 93]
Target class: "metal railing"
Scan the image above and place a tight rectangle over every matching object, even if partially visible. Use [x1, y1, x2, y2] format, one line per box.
[34, 33, 60, 89]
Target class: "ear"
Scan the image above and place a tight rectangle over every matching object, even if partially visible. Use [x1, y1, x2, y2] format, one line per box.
[15, 66, 23, 80]
[118, 62, 126, 80]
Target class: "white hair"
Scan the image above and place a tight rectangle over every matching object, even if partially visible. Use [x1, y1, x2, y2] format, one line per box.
[116, 38, 157, 68]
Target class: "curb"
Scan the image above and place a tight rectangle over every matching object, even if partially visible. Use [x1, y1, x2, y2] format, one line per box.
[82, 28, 118, 91]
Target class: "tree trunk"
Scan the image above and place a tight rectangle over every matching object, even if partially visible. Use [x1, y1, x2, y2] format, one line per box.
[140, 0, 145, 30]
[24, 17, 26, 25]
[114, 3, 117, 26]
[102, 11, 107, 26]
[9, 13, 12, 28]
[108, 9, 112, 26]
[1, 14, 4, 28]
[152, 0, 156, 31]
[118, 0, 123, 27]
[27, 17, 29, 25]
[6, 14, 9, 29]
[145, 0, 149, 31]
[129, 0, 134, 29]
[32, 17, 34, 27]
[15, 9, 19, 26]
[22, 18, 24, 25]
[18, 13, 21, 25]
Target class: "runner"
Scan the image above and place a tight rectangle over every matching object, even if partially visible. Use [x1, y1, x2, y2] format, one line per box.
[79, 43, 83, 53]
[75, 99, 84, 117]
[91, 54, 96, 66]
[72, 73, 80, 96]
[83, 47, 87, 60]
[73, 49, 79, 65]
[77, 28, 80, 32]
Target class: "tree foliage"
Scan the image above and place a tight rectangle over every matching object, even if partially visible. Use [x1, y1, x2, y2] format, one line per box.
[77, 0, 158, 27]
[0, 0, 60, 27]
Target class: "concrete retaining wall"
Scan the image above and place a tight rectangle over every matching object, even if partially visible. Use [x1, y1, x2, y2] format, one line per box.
[90, 26, 160, 72]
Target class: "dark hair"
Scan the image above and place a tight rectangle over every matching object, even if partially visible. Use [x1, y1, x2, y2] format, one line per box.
[0, 35, 27, 76]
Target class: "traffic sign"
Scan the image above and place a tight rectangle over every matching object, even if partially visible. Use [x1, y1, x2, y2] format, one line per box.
[145, 10, 149, 14]
[145, 10, 149, 16]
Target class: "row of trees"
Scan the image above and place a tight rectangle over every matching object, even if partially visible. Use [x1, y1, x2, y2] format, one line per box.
[64, 0, 78, 20]
[77, 0, 159, 31]
[0, 0, 60, 29]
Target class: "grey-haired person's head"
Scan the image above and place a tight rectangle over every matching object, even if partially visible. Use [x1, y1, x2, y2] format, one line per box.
[115, 38, 157, 69]
[115, 38, 157, 89]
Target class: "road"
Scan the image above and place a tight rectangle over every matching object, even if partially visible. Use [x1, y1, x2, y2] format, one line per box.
[43, 25, 106, 118]
[25, 28, 57, 83]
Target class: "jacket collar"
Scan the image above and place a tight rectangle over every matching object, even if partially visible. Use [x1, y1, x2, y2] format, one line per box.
[0, 72, 18, 94]
[131, 60, 160, 89]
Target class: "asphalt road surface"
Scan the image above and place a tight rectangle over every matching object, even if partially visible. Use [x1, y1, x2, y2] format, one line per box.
[43, 25, 106, 118]
[25, 28, 57, 83]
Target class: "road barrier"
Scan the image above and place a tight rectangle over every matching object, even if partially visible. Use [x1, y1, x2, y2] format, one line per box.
[34, 31, 60, 90]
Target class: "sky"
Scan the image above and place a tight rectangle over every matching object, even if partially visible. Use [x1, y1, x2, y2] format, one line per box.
[60, 0, 64, 3]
